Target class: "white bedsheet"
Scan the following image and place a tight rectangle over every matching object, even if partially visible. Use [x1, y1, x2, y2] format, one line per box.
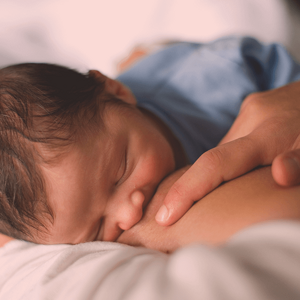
[1, 221, 300, 300]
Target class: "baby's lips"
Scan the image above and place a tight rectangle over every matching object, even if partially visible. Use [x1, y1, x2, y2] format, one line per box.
[97, 220, 123, 242]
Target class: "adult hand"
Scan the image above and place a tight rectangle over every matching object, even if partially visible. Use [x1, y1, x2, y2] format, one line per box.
[155, 80, 300, 226]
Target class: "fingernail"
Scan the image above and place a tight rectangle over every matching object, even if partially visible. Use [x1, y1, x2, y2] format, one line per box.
[155, 205, 169, 223]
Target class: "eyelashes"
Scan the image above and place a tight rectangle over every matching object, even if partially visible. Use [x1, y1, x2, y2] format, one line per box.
[115, 149, 128, 186]
[93, 217, 103, 241]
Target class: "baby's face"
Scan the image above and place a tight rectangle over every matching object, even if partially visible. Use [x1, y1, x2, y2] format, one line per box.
[35, 73, 176, 244]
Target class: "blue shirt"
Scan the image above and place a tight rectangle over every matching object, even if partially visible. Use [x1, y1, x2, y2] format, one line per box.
[117, 37, 300, 163]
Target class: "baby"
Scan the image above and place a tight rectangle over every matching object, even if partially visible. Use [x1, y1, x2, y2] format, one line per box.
[0, 62, 188, 244]
[1, 36, 300, 245]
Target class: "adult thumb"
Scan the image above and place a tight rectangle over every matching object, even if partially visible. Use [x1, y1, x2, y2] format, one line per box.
[272, 149, 300, 186]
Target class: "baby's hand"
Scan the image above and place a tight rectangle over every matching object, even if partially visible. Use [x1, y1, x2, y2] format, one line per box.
[156, 81, 300, 226]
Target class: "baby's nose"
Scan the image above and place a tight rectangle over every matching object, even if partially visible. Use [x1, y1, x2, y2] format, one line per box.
[131, 190, 145, 208]
[118, 190, 145, 231]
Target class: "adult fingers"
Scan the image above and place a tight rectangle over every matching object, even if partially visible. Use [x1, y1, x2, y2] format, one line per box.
[219, 92, 273, 145]
[272, 149, 300, 186]
[155, 135, 265, 226]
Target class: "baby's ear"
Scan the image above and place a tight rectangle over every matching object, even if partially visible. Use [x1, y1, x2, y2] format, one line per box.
[89, 69, 137, 105]
[88, 70, 106, 83]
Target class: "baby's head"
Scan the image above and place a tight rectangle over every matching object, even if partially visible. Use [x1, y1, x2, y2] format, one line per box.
[0, 63, 176, 244]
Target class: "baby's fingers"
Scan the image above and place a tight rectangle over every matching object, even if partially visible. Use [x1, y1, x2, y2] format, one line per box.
[156, 136, 264, 226]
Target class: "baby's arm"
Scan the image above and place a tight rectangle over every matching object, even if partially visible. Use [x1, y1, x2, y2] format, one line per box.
[118, 166, 300, 253]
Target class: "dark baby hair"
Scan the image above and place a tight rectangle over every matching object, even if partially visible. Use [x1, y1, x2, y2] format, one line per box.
[0, 63, 107, 240]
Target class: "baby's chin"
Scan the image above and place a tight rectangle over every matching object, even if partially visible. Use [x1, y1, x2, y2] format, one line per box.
[116, 166, 190, 245]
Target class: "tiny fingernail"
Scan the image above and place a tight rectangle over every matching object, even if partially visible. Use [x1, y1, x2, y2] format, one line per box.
[155, 205, 169, 223]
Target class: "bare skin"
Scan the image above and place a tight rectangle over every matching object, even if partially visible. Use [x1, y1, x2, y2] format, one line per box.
[1, 68, 300, 248]
[157, 81, 300, 226]
[118, 166, 300, 253]
[0, 71, 187, 245]
[1, 165, 300, 250]
[35, 73, 187, 244]
[0, 234, 13, 247]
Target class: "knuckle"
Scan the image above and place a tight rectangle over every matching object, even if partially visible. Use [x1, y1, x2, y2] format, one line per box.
[169, 182, 195, 212]
[170, 182, 186, 199]
[200, 148, 224, 172]
[240, 93, 274, 125]
[241, 93, 265, 113]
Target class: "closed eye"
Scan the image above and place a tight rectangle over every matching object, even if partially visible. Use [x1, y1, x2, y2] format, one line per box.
[115, 149, 127, 186]
[93, 217, 103, 241]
